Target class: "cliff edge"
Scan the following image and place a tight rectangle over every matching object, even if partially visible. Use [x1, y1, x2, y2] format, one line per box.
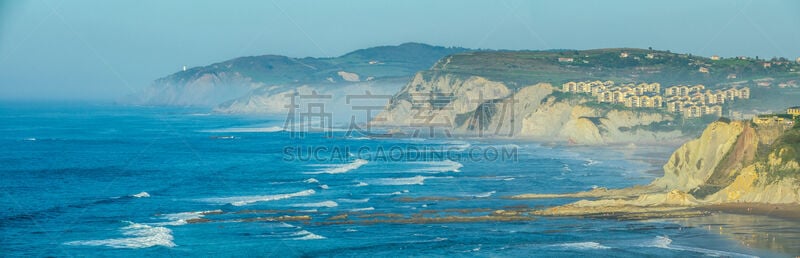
[372, 72, 683, 144]
[516, 119, 800, 218]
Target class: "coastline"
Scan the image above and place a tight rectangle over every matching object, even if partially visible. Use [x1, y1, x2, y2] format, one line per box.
[697, 203, 800, 220]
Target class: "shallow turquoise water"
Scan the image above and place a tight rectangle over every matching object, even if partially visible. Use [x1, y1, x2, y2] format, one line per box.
[0, 102, 788, 257]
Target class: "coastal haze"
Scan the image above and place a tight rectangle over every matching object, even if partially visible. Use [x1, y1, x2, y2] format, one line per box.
[2, 1, 800, 257]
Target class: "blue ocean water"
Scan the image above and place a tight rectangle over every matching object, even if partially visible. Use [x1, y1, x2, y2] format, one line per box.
[0, 102, 788, 257]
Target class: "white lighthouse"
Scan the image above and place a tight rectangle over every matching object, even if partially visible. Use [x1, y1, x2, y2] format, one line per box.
[182, 65, 187, 72]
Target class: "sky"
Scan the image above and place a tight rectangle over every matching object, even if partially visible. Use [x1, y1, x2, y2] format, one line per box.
[0, 0, 798, 100]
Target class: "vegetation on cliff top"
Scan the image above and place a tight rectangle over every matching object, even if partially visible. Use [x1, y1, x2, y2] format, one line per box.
[763, 126, 800, 181]
[429, 48, 800, 89]
[155, 42, 469, 86]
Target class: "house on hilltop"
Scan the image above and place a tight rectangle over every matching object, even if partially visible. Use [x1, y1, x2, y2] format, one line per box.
[789, 106, 800, 118]
[558, 57, 574, 63]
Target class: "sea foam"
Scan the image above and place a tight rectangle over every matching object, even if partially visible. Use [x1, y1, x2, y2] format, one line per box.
[643, 236, 757, 258]
[290, 200, 338, 208]
[370, 175, 426, 185]
[292, 230, 326, 240]
[201, 189, 316, 206]
[154, 209, 222, 226]
[549, 241, 611, 250]
[131, 192, 150, 198]
[305, 159, 368, 174]
[201, 126, 284, 133]
[411, 160, 463, 173]
[350, 207, 375, 212]
[65, 221, 175, 249]
[337, 198, 370, 203]
[473, 191, 496, 198]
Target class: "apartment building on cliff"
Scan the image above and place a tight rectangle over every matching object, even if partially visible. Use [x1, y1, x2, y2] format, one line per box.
[562, 80, 749, 118]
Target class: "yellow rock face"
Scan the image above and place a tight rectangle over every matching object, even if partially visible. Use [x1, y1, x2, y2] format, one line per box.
[654, 121, 746, 191]
[373, 72, 681, 144]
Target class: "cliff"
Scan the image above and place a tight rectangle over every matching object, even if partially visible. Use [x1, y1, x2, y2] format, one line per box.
[372, 72, 683, 144]
[125, 43, 469, 107]
[523, 119, 800, 219]
[654, 120, 800, 203]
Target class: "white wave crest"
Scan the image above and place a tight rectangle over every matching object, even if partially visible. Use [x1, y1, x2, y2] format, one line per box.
[154, 210, 222, 226]
[372, 191, 404, 196]
[583, 159, 601, 166]
[473, 191, 496, 198]
[201, 189, 316, 206]
[355, 181, 369, 187]
[292, 230, 326, 240]
[304, 178, 319, 184]
[550, 241, 610, 250]
[370, 175, 426, 185]
[350, 207, 375, 212]
[201, 126, 284, 133]
[306, 159, 368, 174]
[65, 221, 175, 249]
[411, 160, 463, 173]
[643, 236, 757, 258]
[648, 235, 672, 248]
[291, 200, 338, 208]
[131, 192, 150, 198]
[337, 198, 370, 203]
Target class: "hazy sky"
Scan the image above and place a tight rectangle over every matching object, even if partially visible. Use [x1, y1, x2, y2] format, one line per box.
[1, 0, 798, 100]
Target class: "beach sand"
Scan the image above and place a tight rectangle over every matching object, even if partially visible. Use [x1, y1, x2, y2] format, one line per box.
[698, 203, 800, 220]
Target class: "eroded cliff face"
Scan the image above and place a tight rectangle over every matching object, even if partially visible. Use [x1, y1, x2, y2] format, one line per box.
[132, 72, 257, 107]
[372, 72, 682, 144]
[654, 120, 800, 204]
[528, 121, 800, 220]
[214, 80, 405, 115]
[653, 121, 749, 191]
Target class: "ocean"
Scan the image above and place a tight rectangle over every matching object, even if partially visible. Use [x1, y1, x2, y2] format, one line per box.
[0, 102, 793, 257]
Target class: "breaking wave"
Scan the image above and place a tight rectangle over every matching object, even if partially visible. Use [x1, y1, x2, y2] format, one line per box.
[201, 189, 316, 206]
[131, 192, 150, 198]
[337, 198, 370, 203]
[306, 159, 368, 174]
[64, 221, 175, 249]
[411, 160, 463, 173]
[292, 230, 326, 240]
[350, 207, 375, 212]
[290, 200, 338, 208]
[370, 175, 426, 185]
[642, 236, 757, 258]
[153, 210, 222, 226]
[549, 241, 610, 250]
[201, 126, 284, 133]
[472, 191, 496, 198]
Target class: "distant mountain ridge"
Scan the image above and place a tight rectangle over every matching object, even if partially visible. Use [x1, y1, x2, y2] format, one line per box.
[126, 43, 470, 106]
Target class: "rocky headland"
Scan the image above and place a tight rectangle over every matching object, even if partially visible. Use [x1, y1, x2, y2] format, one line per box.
[512, 119, 800, 219]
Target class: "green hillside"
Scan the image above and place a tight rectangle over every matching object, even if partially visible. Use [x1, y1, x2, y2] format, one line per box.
[427, 48, 800, 88]
[155, 42, 470, 86]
